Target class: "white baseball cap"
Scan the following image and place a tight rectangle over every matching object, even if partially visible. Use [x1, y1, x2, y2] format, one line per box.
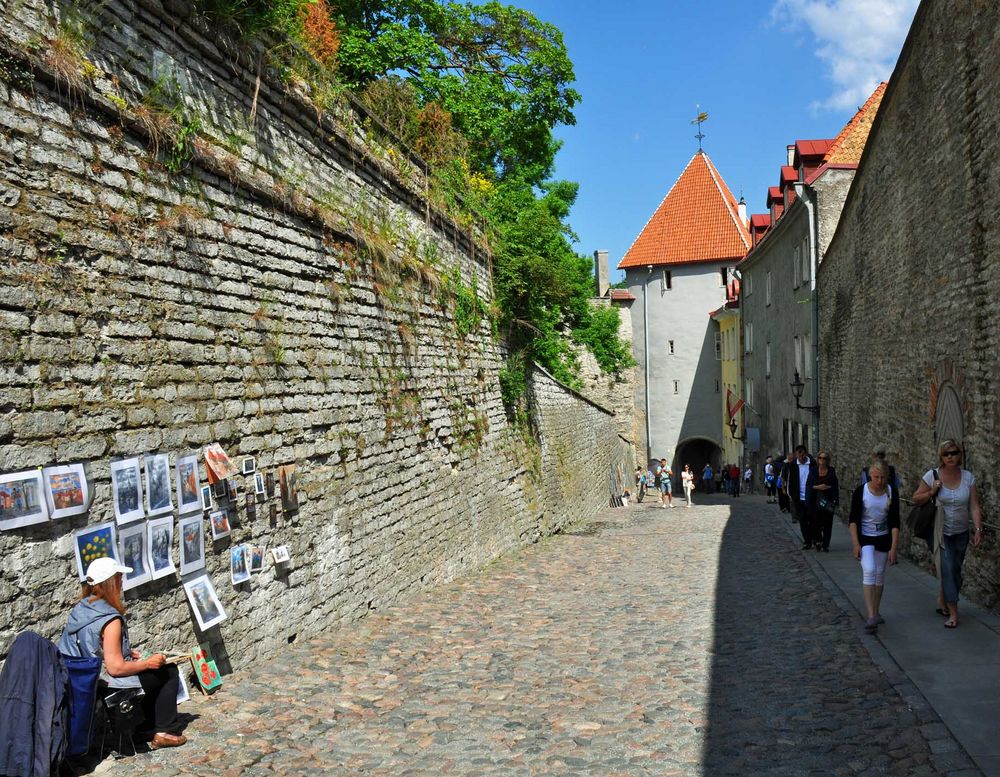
[85, 557, 132, 585]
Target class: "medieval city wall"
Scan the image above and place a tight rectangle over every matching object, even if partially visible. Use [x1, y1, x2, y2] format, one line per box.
[0, 0, 625, 665]
[818, 0, 1000, 606]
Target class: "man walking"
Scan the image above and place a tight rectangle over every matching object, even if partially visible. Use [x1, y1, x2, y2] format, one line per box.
[786, 445, 816, 549]
[702, 463, 713, 494]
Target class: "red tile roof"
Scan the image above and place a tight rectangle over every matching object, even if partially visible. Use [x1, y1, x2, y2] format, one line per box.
[780, 165, 797, 184]
[822, 82, 887, 165]
[767, 186, 783, 206]
[609, 289, 636, 302]
[795, 139, 834, 160]
[750, 214, 771, 228]
[619, 151, 751, 269]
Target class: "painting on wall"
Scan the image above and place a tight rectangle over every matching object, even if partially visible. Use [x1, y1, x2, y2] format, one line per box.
[200, 485, 212, 512]
[279, 464, 298, 513]
[147, 516, 176, 580]
[203, 443, 237, 482]
[73, 522, 118, 580]
[175, 455, 202, 514]
[230, 544, 250, 585]
[119, 522, 153, 591]
[183, 575, 227, 631]
[209, 510, 231, 540]
[249, 545, 266, 573]
[178, 514, 205, 576]
[241, 457, 256, 475]
[43, 464, 90, 520]
[0, 469, 49, 530]
[270, 545, 290, 564]
[110, 458, 144, 525]
[145, 453, 173, 517]
[253, 473, 265, 496]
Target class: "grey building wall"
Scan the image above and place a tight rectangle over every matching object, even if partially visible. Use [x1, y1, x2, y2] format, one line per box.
[625, 262, 730, 470]
[818, 0, 1000, 606]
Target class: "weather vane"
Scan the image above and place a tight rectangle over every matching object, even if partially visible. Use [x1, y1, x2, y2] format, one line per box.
[691, 105, 709, 151]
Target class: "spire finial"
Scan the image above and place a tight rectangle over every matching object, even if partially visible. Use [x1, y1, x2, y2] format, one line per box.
[691, 105, 709, 151]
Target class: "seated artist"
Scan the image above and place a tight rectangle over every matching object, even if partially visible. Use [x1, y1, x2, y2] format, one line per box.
[58, 557, 187, 749]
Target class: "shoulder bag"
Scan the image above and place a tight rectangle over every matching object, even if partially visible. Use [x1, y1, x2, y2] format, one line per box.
[908, 469, 938, 542]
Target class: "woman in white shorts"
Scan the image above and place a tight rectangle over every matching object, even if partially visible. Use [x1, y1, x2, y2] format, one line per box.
[848, 460, 899, 634]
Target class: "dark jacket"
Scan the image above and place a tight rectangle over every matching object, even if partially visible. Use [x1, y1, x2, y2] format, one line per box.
[848, 483, 901, 532]
[785, 457, 815, 503]
[0, 631, 68, 777]
[808, 466, 840, 511]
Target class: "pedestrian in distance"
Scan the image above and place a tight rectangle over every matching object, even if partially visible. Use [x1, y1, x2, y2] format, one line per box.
[849, 460, 899, 634]
[729, 463, 740, 497]
[911, 440, 984, 629]
[713, 467, 723, 494]
[778, 452, 793, 513]
[681, 464, 695, 507]
[764, 455, 777, 503]
[810, 450, 840, 552]
[635, 466, 648, 502]
[743, 465, 754, 495]
[860, 445, 902, 491]
[702, 463, 713, 494]
[655, 458, 674, 508]
[787, 446, 816, 547]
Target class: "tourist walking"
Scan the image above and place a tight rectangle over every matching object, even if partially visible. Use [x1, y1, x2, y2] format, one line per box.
[786, 446, 815, 547]
[743, 465, 754, 495]
[764, 455, 777, 503]
[860, 445, 901, 491]
[810, 450, 840, 552]
[702, 464, 713, 494]
[848, 460, 899, 634]
[681, 464, 695, 506]
[655, 458, 674, 508]
[729, 463, 741, 497]
[635, 466, 648, 502]
[911, 440, 984, 629]
[777, 452, 792, 513]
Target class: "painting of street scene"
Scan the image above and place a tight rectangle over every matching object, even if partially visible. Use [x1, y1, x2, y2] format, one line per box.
[0, 470, 48, 529]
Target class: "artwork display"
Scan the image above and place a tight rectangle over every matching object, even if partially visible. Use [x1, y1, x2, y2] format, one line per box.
[269, 503, 277, 523]
[119, 522, 153, 591]
[203, 443, 237, 482]
[178, 514, 205, 576]
[0, 469, 49, 530]
[176, 671, 190, 705]
[227, 479, 239, 501]
[183, 575, 227, 631]
[249, 545, 266, 573]
[43, 464, 90, 520]
[265, 471, 275, 498]
[110, 458, 144, 525]
[191, 643, 223, 691]
[253, 473, 265, 496]
[200, 485, 212, 512]
[145, 453, 173, 517]
[211, 479, 228, 500]
[279, 465, 298, 513]
[230, 544, 250, 585]
[73, 522, 118, 580]
[175, 455, 201, 514]
[147, 516, 176, 580]
[209, 510, 231, 540]
[270, 545, 290, 564]
[245, 494, 256, 520]
[241, 457, 256, 475]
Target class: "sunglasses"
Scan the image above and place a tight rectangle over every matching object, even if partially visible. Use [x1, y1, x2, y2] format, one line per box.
[942, 450, 961, 457]
[817, 456, 829, 461]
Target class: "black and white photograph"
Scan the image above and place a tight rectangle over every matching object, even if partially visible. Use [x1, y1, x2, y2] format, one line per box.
[183, 574, 227, 631]
[230, 544, 251, 585]
[178, 513, 205, 576]
[145, 453, 173, 517]
[0, 469, 49, 530]
[118, 521, 153, 591]
[254, 472, 265, 496]
[110, 458, 144, 525]
[43, 463, 90, 520]
[270, 545, 290, 564]
[241, 457, 256, 475]
[147, 516, 176, 579]
[200, 484, 212, 512]
[175, 454, 202, 514]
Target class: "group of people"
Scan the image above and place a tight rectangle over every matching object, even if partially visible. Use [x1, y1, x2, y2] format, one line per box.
[766, 441, 983, 634]
[634, 460, 697, 508]
[700, 463, 754, 496]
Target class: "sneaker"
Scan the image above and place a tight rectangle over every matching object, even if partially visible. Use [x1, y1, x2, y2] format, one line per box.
[864, 617, 878, 634]
[875, 614, 885, 624]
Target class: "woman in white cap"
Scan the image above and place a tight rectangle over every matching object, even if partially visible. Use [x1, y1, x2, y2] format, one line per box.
[58, 557, 187, 749]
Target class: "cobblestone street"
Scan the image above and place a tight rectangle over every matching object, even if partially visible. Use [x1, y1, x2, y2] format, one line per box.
[102, 496, 959, 776]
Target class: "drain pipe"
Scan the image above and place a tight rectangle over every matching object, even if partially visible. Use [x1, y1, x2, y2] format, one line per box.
[796, 181, 821, 449]
[644, 265, 652, 464]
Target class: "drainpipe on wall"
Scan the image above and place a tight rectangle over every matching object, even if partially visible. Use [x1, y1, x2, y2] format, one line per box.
[644, 265, 652, 464]
[796, 181, 821, 449]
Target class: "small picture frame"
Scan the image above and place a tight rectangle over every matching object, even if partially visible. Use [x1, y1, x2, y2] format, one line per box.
[249, 545, 266, 573]
[176, 671, 190, 705]
[245, 493, 256, 520]
[147, 516, 176, 580]
[254, 472, 265, 496]
[265, 471, 275, 498]
[144, 453, 174, 517]
[175, 454, 202, 515]
[178, 513, 206, 576]
[270, 545, 290, 564]
[227, 479, 239, 501]
[200, 484, 213, 511]
[269, 503, 277, 523]
[230, 544, 251, 585]
[209, 510, 231, 540]
[278, 465, 298, 513]
[241, 457, 256, 475]
[183, 575, 227, 631]
[211, 480, 228, 500]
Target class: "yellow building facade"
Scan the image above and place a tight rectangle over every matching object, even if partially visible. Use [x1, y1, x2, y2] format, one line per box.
[712, 304, 743, 467]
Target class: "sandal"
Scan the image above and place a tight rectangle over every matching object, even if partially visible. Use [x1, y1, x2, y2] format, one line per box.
[944, 619, 958, 629]
[935, 608, 949, 617]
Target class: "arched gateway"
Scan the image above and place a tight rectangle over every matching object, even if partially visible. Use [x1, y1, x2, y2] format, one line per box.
[674, 437, 723, 484]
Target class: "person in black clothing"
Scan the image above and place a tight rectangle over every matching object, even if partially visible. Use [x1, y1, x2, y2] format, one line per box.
[786, 445, 816, 548]
[777, 452, 792, 513]
[810, 450, 840, 551]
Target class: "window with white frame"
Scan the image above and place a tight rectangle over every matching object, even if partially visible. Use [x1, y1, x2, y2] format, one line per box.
[744, 321, 753, 353]
[803, 332, 812, 377]
[745, 377, 754, 407]
[765, 271, 772, 306]
[661, 269, 672, 291]
[745, 272, 753, 295]
[801, 235, 811, 284]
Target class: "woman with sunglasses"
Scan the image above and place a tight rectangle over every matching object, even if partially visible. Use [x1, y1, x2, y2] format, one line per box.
[810, 451, 840, 552]
[911, 440, 984, 629]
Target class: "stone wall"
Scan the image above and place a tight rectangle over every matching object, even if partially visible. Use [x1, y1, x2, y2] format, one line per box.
[0, 0, 621, 665]
[818, 0, 1000, 607]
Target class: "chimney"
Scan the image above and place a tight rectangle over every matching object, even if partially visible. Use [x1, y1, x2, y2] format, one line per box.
[738, 196, 748, 228]
[594, 249, 609, 297]
[786, 144, 795, 166]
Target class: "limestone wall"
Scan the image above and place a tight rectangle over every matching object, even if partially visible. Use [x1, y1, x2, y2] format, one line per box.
[0, 0, 620, 665]
[818, 0, 1000, 606]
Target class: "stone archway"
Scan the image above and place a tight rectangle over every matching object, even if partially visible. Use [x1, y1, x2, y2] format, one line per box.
[935, 382, 964, 446]
[674, 437, 723, 484]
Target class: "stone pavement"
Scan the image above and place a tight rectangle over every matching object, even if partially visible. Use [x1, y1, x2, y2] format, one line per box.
[93, 495, 977, 776]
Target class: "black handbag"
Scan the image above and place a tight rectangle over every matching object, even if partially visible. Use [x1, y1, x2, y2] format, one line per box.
[908, 469, 938, 543]
[103, 687, 146, 732]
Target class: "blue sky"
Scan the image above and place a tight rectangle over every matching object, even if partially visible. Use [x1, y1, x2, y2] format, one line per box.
[515, 0, 919, 282]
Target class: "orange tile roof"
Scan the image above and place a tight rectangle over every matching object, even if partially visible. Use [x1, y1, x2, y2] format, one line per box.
[619, 151, 751, 269]
[823, 82, 887, 165]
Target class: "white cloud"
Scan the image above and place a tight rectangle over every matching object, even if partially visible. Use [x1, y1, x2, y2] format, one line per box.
[771, 0, 919, 112]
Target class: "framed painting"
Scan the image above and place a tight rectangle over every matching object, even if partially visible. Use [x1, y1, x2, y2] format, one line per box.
[110, 458, 144, 525]
[209, 510, 231, 540]
[147, 515, 176, 580]
[178, 513, 205, 576]
[144, 453, 173, 517]
[175, 454, 202, 515]
[183, 575, 227, 631]
[230, 544, 251, 585]
[72, 521, 118, 581]
[0, 469, 49, 530]
[118, 521, 153, 591]
[43, 463, 90, 520]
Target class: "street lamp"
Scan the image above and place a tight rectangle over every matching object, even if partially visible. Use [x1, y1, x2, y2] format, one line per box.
[790, 370, 820, 414]
[728, 418, 745, 440]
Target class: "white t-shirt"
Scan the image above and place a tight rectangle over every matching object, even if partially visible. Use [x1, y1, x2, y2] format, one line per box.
[922, 469, 974, 535]
[798, 461, 810, 500]
[861, 484, 891, 537]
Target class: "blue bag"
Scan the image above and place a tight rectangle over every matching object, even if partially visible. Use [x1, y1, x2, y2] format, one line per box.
[776, 476, 783, 489]
[62, 654, 101, 756]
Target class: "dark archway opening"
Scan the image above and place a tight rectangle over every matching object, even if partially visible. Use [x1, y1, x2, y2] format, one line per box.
[674, 437, 722, 482]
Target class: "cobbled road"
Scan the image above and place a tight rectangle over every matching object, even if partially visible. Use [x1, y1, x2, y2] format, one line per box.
[102, 495, 956, 776]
